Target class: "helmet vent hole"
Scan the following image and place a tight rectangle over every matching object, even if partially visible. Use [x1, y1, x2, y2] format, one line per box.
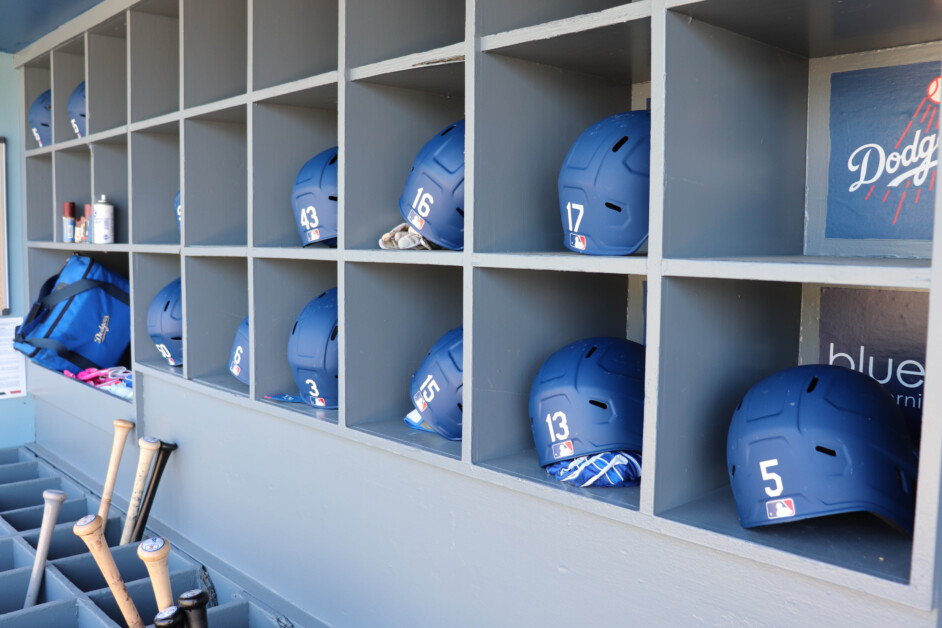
[585, 346, 597, 359]
[291, 322, 298, 334]
[328, 195, 338, 201]
[736, 398, 743, 410]
[328, 155, 337, 165]
[731, 465, 736, 476]
[330, 326, 338, 341]
[441, 125, 456, 136]
[456, 207, 464, 217]
[457, 403, 463, 412]
[605, 202, 623, 213]
[589, 400, 608, 409]
[163, 301, 170, 312]
[171, 337, 182, 341]
[815, 446, 837, 457]
[612, 136, 629, 152]
[807, 377, 819, 392]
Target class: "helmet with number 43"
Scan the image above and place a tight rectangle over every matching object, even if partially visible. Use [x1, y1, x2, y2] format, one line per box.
[727, 364, 918, 534]
[228, 316, 250, 385]
[287, 288, 339, 409]
[398, 120, 465, 251]
[529, 337, 645, 467]
[558, 111, 650, 255]
[407, 326, 463, 440]
[146, 278, 183, 367]
[292, 146, 338, 247]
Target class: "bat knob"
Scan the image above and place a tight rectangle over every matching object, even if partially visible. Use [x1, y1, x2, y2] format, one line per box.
[137, 537, 171, 563]
[139, 436, 161, 451]
[43, 489, 68, 504]
[154, 605, 186, 627]
[177, 588, 209, 609]
[73, 514, 103, 537]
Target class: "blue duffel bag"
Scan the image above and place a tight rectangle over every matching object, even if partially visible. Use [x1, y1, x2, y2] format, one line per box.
[14, 254, 130, 374]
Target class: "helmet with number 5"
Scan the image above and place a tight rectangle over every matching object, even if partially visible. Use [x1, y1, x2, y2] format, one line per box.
[529, 337, 645, 467]
[292, 146, 338, 247]
[398, 120, 465, 251]
[408, 326, 463, 440]
[28, 90, 52, 147]
[287, 288, 339, 409]
[558, 111, 650, 255]
[67, 81, 86, 138]
[146, 278, 183, 366]
[727, 364, 918, 534]
[228, 316, 250, 384]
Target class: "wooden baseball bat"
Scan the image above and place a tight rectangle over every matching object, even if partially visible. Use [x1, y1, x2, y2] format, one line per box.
[120, 436, 160, 545]
[137, 537, 173, 611]
[178, 588, 210, 628]
[130, 441, 177, 544]
[99, 419, 135, 533]
[154, 605, 186, 627]
[23, 489, 68, 608]
[73, 514, 144, 628]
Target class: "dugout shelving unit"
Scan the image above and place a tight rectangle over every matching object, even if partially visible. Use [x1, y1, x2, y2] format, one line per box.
[10, 0, 942, 625]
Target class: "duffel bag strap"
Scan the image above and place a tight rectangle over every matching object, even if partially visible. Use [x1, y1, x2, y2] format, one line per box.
[38, 278, 130, 309]
[17, 337, 98, 371]
[15, 274, 61, 341]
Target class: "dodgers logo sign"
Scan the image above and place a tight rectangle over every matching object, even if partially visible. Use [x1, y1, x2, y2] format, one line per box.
[826, 62, 940, 241]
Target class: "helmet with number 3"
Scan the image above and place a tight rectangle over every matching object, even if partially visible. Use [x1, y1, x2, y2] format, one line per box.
[398, 120, 465, 251]
[408, 326, 463, 440]
[67, 81, 86, 138]
[292, 146, 338, 247]
[529, 337, 645, 467]
[287, 288, 339, 409]
[228, 316, 250, 384]
[28, 90, 52, 147]
[558, 111, 650, 255]
[146, 278, 183, 367]
[727, 364, 918, 534]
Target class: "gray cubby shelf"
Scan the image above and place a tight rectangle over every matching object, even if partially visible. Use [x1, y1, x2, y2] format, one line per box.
[12, 0, 942, 619]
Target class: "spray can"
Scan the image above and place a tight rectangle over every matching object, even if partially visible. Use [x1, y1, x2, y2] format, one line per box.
[91, 195, 114, 244]
[62, 202, 75, 243]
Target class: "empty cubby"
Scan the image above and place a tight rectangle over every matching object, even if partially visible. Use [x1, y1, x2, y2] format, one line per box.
[471, 267, 642, 510]
[183, 107, 248, 247]
[129, 0, 180, 122]
[252, 94, 338, 249]
[344, 71, 464, 250]
[182, 0, 247, 108]
[131, 253, 183, 376]
[22, 517, 123, 562]
[0, 567, 76, 613]
[90, 136, 129, 244]
[25, 155, 53, 241]
[344, 262, 462, 458]
[0, 599, 116, 628]
[53, 147, 91, 242]
[88, 568, 204, 627]
[51, 37, 86, 144]
[0, 495, 95, 533]
[23, 55, 50, 150]
[86, 14, 127, 134]
[252, 0, 338, 91]
[0, 538, 34, 572]
[183, 256, 249, 395]
[130, 123, 180, 245]
[51, 543, 192, 593]
[253, 258, 339, 422]
[475, 13, 651, 254]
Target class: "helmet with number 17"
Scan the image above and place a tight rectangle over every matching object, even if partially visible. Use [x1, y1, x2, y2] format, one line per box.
[228, 316, 250, 385]
[292, 146, 338, 247]
[398, 120, 465, 251]
[146, 278, 183, 366]
[287, 288, 339, 409]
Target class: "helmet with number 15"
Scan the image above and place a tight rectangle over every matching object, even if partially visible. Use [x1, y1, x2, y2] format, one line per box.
[287, 288, 339, 409]
[292, 146, 338, 247]
[408, 326, 463, 440]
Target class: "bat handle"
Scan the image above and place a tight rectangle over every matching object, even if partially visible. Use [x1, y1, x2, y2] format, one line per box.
[99, 419, 135, 533]
[138, 537, 174, 610]
[74, 514, 145, 628]
[154, 605, 187, 627]
[178, 588, 210, 628]
[120, 436, 160, 546]
[23, 489, 67, 608]
[130, 441, 177, 544]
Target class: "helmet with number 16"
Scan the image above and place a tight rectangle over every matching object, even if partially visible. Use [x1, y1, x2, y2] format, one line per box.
[287, 288, 339, 409]
[146, 278, 183, 366]
[292, 146, 338, 247]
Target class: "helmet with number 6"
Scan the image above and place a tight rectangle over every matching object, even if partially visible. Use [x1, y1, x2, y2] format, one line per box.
[558, 111, 650, 255]
[228, 316, 250, 384]
[398, 120, 465, 250]
[147, 278, 183, 366]
[408, 326, 463, 440]
[67, 81, 86, 138]
[287, 288, 339, 409]
[28, 90, 52, 147]
[529, 337, 645, 467]
[727, 364, 918, 534]
[292, 146, 338, 247]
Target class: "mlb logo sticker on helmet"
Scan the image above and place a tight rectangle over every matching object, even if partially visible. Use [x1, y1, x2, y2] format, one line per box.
[570, 234, 586, 250]
[314, 397, 326, 407]
[766, 498, 796, 520]
[552, 441, 574, 460]
[413, 391, 428, 412]
[407, 210, 425, 231]
[307, 229, 320, 243]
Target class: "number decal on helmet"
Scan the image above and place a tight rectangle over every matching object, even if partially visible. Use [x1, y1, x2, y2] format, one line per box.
[419, 374, 440, 403]
[305, 378, 320, 397]
[545, 411, 570, 443]
[299, 206, 319, 230]
[566, 202, 584, 233]
[411, 187, 435, 217]
[231, 346, 243, 365]
[759, 459, 783, 497]
[155, 344, 172, 360]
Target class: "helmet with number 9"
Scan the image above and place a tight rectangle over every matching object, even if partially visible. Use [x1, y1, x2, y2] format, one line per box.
[287, 288, 339, 409]
[727, 364, 918, 534]
[173, 190, 182, 232]
[228, 316, 250, 384]
[409, 326, 463, 440]
[292, 146, 338, 247]
[67, 81, 86, 138]
[146, 278, 183, 367]
[398, 120, 465, 251]
[529, 337, 645, 467]
[558, 111, 650, 255]
[28, 90, 52, 147]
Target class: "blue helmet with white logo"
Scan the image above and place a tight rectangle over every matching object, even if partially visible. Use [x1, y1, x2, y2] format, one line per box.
[147, 278, 183, 366]
[727, 364, 918, 534]
[67, 81, 86, 138]
[228, 316, 250, 384]
[409, 326, 463, 440]
[173, 190, 182, 232]
[287, 288, 339, 409]
[558, 111, 650, 255]
[529, 337, 645, 467]
[398, 120, 465, 251]
[292, 146, 338, 247]
[28, 90, 52, 147]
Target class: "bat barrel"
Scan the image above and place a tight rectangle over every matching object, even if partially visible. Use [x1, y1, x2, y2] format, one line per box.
[130, 441, 177, 543]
